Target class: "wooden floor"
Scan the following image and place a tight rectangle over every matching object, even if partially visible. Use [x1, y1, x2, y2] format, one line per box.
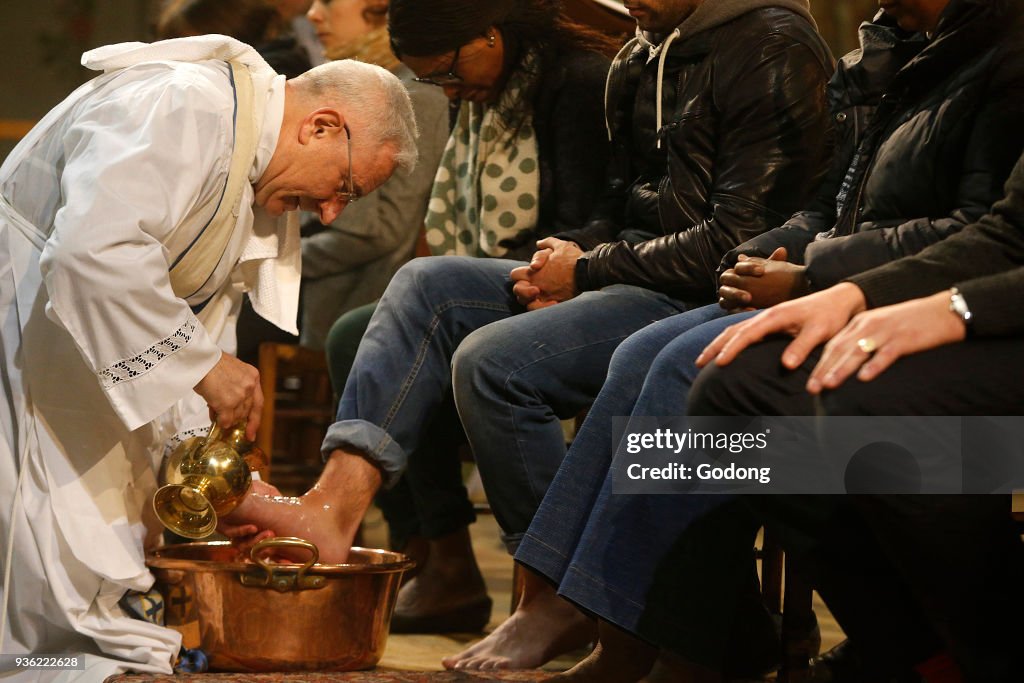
[368, 511, 845, 673]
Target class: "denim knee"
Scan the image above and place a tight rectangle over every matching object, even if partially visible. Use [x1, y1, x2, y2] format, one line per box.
[382, 257, 447, 308]
[451, 322, 514, 407]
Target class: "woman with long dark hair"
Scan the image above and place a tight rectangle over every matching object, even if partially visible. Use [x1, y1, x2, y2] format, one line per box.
[388, 0, 618, 258]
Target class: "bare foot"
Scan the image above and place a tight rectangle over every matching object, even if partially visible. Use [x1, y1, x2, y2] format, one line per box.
[220, 449, 380, 563]
[443, 567, 595, 670]
[394, 527, 489, 622]
[549, 620, 657, 683]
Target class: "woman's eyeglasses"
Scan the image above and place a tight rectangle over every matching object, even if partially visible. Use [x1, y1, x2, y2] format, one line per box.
[413, 46, 463, 87]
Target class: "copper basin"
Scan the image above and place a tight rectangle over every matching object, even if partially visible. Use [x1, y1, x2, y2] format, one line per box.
[146, 538, 414, 672]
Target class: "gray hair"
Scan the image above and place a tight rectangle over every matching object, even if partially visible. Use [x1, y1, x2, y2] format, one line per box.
[291, 60, 419, 173]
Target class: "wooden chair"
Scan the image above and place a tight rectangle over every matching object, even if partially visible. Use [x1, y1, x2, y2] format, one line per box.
[256, 342, 335, 494]
[758, 533, 819, 682]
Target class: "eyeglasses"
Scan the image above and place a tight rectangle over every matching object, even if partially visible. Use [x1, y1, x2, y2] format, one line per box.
[413, 46, 463, 87]
[341, 123, 359, 203]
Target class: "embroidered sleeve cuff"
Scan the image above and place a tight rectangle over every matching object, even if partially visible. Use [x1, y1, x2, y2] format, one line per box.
[101, 311, 222, 431]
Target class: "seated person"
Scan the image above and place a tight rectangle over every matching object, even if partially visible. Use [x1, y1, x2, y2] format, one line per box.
[687, 144, 1024, 681]
[223, 0, 834, 669]
[323, 0, 621, 634]
[508, 0, 1024, 678]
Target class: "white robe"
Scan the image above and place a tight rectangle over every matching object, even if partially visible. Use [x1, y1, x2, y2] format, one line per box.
[0, 37, 299, 681]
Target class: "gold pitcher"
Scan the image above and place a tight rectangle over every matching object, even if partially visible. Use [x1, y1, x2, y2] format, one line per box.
[153, 422, 267, 539]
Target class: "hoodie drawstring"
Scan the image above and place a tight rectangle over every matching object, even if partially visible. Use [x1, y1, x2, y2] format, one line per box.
[654, 28, 681, 149]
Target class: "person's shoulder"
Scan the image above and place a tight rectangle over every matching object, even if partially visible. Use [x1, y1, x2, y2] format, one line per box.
[117, 60, 235, 108]
[715, 6, 825, 51]
[543, 46, 611, 92]
[728, 5, 815, 32]
[710, 7, 831, 72]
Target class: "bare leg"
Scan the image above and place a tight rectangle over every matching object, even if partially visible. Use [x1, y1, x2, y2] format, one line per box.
[443, 564, 595, 670]
[548, 619, 657, 682]
[221, 449, 381, 564]
[391, 526, 491, 632]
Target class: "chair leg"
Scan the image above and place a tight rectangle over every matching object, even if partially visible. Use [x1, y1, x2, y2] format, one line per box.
[778, 557, 819, 682]
[760, 531, 784, 615]
[257, 342, 279, 479]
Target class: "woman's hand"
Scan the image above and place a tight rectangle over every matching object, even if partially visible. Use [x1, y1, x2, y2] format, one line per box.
[697, 282, 868, 370]
[806, 290, 968, 393]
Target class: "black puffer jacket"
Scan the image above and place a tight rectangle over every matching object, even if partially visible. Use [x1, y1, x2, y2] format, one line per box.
[556, 6, 833, 303]
[725, 0, 1024, 290]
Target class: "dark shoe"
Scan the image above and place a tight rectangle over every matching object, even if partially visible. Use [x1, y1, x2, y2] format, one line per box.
[389, 594, 493, 634]
[810, 640, 921, 683]
[810, 640, 866, 682]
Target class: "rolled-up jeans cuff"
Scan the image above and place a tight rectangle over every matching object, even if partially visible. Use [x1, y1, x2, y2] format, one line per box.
[321, 419, 406, 489]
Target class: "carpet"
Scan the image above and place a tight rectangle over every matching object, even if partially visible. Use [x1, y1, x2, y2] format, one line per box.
[105, 670, 553, 682]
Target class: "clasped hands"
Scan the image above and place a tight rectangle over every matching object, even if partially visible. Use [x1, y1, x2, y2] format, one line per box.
[510, 237, 583, 310]
[718, 246, 810, 311]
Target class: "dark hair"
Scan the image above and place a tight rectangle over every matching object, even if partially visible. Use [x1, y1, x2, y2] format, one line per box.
[388, 0, 620, 60]
[389, 0, 619, 127]
[156, 0, 282, 45]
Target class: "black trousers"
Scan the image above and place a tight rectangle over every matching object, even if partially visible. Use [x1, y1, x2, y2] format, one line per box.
[688, 337, 1024, 682]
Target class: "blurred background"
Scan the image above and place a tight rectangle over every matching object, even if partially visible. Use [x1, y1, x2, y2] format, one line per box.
[0, 0, 879, 161]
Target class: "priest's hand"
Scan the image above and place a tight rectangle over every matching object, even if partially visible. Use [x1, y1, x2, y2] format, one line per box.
[195, 352, 263, 439]
[220, 480, 282, 560]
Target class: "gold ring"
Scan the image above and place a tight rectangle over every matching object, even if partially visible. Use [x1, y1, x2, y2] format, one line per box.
[856, 337, 878, 354]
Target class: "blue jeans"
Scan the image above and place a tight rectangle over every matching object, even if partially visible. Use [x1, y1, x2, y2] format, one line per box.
[515, 307, 761, 654]
[451, 281, 704, 550]
[325, 256, 689, 512]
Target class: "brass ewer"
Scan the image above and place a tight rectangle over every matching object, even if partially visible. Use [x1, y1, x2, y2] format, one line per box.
[153, 422, 266, 539]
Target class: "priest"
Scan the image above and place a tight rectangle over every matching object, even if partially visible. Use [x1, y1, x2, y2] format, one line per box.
[0, 34, 416, 680]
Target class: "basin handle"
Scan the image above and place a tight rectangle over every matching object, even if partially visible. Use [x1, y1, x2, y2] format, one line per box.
[240, 537, 325, 592]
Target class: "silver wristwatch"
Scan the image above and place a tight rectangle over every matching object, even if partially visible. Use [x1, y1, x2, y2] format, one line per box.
[948, 287, 973, 326]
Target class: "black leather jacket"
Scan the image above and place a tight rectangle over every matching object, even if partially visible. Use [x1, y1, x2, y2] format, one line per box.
[724, 0, 1024, 290]
[556, 7, 833, 303]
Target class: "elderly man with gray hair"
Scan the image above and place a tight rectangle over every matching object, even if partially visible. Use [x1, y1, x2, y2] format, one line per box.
[0, 35, 415, 680]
